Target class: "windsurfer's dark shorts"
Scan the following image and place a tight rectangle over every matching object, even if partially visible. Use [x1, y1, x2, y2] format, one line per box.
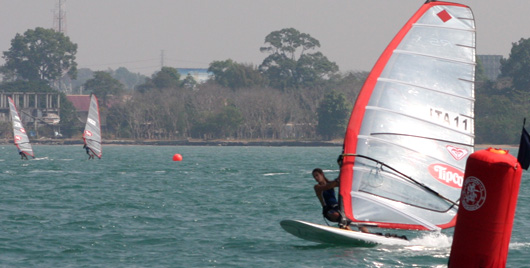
[323, 204, 340, 222]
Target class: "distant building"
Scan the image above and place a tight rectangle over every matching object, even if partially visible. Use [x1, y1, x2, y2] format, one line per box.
[177, 68, 212, 83]
[66, 95, 91, 123]
[0, 92, 61, 126]
[477, 55, 503, 81]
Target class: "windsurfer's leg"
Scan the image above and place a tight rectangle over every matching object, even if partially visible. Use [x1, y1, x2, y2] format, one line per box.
[358, 226, 369, 233]
[325, 210, 341, 222]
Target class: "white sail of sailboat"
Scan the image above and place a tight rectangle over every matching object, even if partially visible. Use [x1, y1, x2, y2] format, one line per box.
[83, 94, 102, 159]
[338, 1, 475, 231]
[8, 96, 35, 159]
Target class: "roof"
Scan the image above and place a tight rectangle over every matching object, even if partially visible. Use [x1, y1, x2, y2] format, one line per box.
[66, 95, 91, 112]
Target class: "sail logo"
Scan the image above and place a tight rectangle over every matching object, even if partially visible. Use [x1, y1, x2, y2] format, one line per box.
[84, 130, 93, 137]
[14, 135, 21, 141]
[437, 10, 452, 23]
[461, 176, 486, 211]
[19, 128, 26, 133]
[428, 164, 464, 188]
[446, 145, 468, 161]
[87, 118, 97, 126]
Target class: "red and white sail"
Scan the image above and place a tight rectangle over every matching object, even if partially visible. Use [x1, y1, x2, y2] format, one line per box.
[8, 97, 34, 158]
[339, 2, 475, 230]
[83, 94, 102, 158]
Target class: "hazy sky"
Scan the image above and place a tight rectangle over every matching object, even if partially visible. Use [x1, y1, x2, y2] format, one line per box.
[0, 0, 527, 76]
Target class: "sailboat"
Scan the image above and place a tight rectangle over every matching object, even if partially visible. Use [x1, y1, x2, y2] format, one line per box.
[8, 97, 35, 159]
[282, 1, 475, 245]
[83, 94, 102, 159]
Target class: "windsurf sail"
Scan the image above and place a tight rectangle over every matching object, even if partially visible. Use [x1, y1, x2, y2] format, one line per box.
[8, 97, 35, 158]
[339, 1, 475, 231]
[83, 94, 102, 158]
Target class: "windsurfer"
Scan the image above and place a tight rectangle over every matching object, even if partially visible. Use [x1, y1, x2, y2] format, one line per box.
[18, 149, 28, 160]
[83, 144, 94, 159]
[312, 168, 369, 233]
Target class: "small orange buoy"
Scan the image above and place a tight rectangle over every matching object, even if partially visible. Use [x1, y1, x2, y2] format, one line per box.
[172, 153, 183, 161]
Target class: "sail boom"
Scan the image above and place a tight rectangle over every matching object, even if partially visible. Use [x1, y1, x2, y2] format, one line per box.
[350, 154, 460, 207]
[351, 192, 442, 231]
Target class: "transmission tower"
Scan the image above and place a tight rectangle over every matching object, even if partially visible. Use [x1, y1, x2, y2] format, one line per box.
[53, 0, 67, 34]
[161, 50, 165, 69]
[52, 0, 72, 94]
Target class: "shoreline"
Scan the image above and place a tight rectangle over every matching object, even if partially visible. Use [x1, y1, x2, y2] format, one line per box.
[0, 138, 518, 148]
[0, 138, 345, 147]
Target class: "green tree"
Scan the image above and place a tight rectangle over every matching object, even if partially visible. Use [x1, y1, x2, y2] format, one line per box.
[1, 27, 77, 82]
[112, 67, 146, 91]
[316, 90, 351, 140]
[297, 52, 339, 88]
[191, 105, 243, 139]
[137, 67, 181, 92]
[214, 105, 243, 137]
[259, 28, 338, 89]
[71, 68, 94, 93]
[182, 74, 197, 89]
[500, 38, 530, 91]
[152, 67, 181, 89]
[208, 59, 265, 89]
[83, 71, 124, 107]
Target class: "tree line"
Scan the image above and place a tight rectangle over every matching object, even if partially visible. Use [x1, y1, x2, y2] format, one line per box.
[1, 27, 530, 145]
[475, 38, 530, 145]
[0, 27, 357, 141]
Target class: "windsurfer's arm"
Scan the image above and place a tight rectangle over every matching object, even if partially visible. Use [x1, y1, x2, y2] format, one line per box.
[314, 180, 339, 207]
[314, 185, 326, 207]
[314, 180, 339, 192]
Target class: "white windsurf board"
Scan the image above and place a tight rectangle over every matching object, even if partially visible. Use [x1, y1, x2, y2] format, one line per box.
[280, 220, 410, 247]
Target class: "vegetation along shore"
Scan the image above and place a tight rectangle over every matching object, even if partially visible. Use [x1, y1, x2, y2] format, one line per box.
[2, 27, 530, 145]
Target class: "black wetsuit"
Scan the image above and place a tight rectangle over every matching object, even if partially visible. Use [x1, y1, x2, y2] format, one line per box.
[322, 188, 339, 221]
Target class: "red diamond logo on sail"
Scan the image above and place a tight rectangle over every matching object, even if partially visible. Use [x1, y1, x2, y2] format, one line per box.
[14, 135, 21, 141]
[446, 145, 468, 161]
[437, 10, 452, 22]
[84, 130, 92, 136]
[20, 128, 26, 133]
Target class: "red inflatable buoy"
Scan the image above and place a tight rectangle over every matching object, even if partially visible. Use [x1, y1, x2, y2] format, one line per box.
[172, 153, 183, 161]
[449, 147, 522, 267]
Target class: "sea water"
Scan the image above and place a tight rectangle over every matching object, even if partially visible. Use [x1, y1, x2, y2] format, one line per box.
[0, 145, 529, 267]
